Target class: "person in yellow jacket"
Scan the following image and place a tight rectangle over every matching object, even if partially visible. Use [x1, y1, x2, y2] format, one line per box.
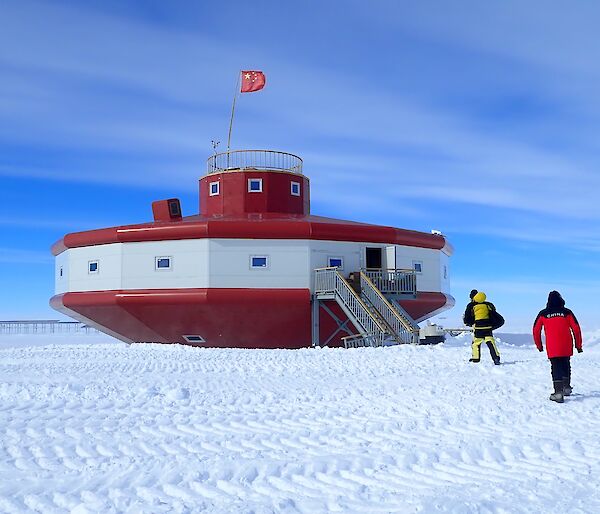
[463, 291, 502, 365]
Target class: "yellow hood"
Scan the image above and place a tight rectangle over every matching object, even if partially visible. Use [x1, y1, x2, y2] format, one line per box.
[474, 292, 487, 303]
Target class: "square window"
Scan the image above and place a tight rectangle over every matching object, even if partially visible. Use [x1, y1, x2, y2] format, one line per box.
[88, 260, 99, 274]
[291, 181, 301, 196]
[155, 256, 172, 270]
[209, 181, 220, 196]
[413, 260, 423, 273]
[250, 255, 268, 268]
[248, 178, 263, 192]
[168, 200, 181, 216]
[328, 256, 344, 269]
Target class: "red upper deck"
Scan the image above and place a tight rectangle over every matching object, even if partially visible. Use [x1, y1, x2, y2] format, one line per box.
[201, 149, 309, 217]
[51, 150, 453, 256]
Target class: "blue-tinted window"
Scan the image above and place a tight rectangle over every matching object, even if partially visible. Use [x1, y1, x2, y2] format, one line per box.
[209, 181, 220, 196]
[248, 179, 262, 192]
[156, 257, 172, 270]
[291, 181, 300, 196]
[88, 261, 98, 273]
[413, 261, 423, 273]
[328, 257, 343, 269]
[251, 256, 268, 268]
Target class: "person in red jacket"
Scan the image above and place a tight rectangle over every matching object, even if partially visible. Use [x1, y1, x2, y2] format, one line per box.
[533, 291, 583, 403]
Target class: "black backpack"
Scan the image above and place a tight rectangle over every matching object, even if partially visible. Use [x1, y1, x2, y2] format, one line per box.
[489, 308, 505, 330]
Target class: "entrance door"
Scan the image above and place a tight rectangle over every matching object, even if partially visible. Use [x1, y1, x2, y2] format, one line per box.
[385, 246, 397, 271]
[365, 247, 382, 269]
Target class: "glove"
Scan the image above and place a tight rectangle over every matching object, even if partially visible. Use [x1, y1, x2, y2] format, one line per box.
[577, 347, 583, 353]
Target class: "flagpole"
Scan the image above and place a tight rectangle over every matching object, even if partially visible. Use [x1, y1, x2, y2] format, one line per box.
[226, 71, 241, 166]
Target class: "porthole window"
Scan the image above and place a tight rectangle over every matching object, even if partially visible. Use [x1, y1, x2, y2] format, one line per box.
[250, 255, 269, 269]
[328, 256, 344, 269]
[291, 181, 301, 196]
[209, 181, 220, 196]
[88, 260, 99, 274]
[413, 260, 423, 273]
[155, 256, 172, 271]
[248, 178, 263, 192]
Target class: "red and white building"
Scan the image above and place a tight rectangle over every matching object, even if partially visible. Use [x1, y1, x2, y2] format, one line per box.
[51, 150, 454, 348]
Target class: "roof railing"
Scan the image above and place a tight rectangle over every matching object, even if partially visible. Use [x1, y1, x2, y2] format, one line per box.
[206, 150, 303, 175]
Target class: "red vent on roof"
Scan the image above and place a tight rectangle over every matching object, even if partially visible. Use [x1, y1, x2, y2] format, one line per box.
[152, 199, 182, 222]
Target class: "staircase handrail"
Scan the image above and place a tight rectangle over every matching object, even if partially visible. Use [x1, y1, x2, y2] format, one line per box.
[389, 299, 421, 333]
[361, 269, 417, 294]
[359, 271, 419, 344]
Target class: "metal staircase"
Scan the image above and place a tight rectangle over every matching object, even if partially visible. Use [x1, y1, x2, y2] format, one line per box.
[314, 267, 387, 347]
[359, 272, 419, 345]
[313, 268, 420, 348]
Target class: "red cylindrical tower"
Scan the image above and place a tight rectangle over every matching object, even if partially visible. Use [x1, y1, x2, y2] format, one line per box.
[199, 150, 310, 216]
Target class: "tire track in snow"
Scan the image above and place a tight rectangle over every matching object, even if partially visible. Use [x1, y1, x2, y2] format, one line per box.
[1, 342, 600, 512]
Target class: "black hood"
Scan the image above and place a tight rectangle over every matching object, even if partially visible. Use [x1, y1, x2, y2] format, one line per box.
[546, 290, 565, 309]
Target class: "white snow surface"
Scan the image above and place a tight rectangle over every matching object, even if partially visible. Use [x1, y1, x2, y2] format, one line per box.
[1, 333, 599, 513]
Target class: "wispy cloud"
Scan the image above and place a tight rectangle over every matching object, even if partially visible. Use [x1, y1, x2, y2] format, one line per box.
[0, 1, 242, 103]
[2, 0, 599, 228]
[0, 216, 121, 232]
[0, 247, 53, 264]
[0, 162, 200, 191]
[449, 223, 600, 253]
[375, 2, 600, 83]
[451, 276, 600, 297]
[445, 275, 600, 332]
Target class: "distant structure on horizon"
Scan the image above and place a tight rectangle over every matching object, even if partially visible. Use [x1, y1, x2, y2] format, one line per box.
[50, 149, 454, 348]
[0, 320, 99, 335]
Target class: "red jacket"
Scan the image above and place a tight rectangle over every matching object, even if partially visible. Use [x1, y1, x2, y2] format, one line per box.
[533, 306, 582, 358]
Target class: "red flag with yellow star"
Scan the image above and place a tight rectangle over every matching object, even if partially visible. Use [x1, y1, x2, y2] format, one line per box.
[240, 71, 266, 93]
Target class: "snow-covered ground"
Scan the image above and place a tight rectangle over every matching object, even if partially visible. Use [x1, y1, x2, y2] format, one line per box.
[1, 333, 599, 513]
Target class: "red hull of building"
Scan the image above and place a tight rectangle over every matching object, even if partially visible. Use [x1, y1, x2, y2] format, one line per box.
[50, 289, 452, 348]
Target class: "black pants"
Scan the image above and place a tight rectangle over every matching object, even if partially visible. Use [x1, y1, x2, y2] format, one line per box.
[550, 356, 571, 384]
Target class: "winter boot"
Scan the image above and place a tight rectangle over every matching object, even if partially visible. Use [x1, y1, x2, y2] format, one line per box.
[486, 341, 500, 365]
[469, 358, 480, 363]
[549, 380, 564, 403]
[563, 377, 572, 396]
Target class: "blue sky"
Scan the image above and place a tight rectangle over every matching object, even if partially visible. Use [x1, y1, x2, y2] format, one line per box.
[1, 0, 599, 332]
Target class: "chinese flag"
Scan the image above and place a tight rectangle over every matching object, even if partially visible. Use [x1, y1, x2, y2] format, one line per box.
[241, 70, 266, 93]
